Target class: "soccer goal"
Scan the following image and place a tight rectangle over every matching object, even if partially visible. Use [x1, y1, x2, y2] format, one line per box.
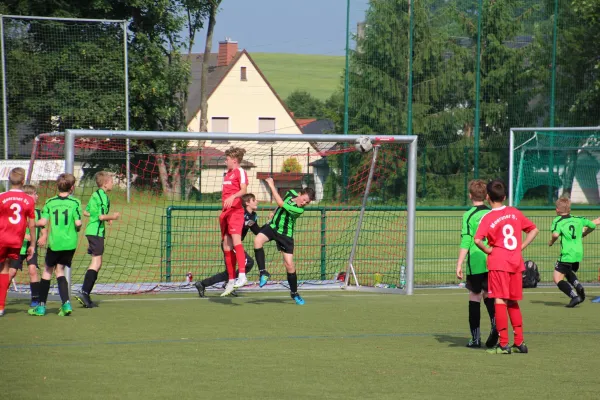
[509, 127, 600, 206]
[25, 130, 417, 295]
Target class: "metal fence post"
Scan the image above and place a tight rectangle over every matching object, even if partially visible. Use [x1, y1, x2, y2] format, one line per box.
[165, 206, 173, 282]
[320, 208, 326, 280]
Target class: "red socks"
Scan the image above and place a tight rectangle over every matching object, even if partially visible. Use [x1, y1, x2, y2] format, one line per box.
[507, 302, 524, 346]
[234, 244, 246, 274]
[494, 303, 509, 347]
[223, 250, 236, 280]
[0, 273, 9, 310]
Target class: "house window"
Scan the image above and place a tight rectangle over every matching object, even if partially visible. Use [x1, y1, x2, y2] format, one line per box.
[211, 117, 229, 144]
[240, 66, 247, 81]
[258, 117, 276, 144]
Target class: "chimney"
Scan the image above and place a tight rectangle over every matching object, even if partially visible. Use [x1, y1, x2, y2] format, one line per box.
[217, 38, 238, 67]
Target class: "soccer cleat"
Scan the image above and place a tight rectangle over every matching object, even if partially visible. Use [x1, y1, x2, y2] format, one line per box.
[75, 292, 93, 308]
[194, 282, 206, 298]
[511, 342, 528, 354]
[485, 329, 499, 348]
[221, 281, 235, 297]
[28, 304, 46, 316]
[233, 275, 248, 288]
[575, 285, 585, 302]
[88, 294, 97, 308]
[486, 344, 512, 354]
[30, 300, 40, 308]
[566, 296, 583, 308]
[0, 309, 4, 317]
[466, 339, 481, 348]
[58, 301, 73, 316]
[230, 290, 238, 297]
[259, 271, 271, 288]
[291, 292, 305, 305]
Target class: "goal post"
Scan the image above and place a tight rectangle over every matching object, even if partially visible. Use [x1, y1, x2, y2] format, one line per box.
[509, 127, 600, 206]
[32, 129, 417, 295]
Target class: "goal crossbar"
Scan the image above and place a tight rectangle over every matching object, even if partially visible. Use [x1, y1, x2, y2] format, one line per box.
[64, 129, 418, 295]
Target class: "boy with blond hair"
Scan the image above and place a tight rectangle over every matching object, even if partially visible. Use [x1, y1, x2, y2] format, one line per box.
[220, 147, 249, 296]
[30, 173, 82, 317]
[456, 180, 497, 348]
[0, 168, 36, 316]
[75, 171, 120, 308]
[548, 197, 596, 308]
[8, 185, 47, 310]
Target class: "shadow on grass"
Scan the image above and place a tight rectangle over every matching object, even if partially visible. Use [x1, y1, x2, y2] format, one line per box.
[246, 297, 289, 305]
[434, 334, 473, 348]
[530, 300, 566, 307]
[207, 297, 242, 306]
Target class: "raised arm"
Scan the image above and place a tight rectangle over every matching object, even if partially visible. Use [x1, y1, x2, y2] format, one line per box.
[265, 177, 284, 207]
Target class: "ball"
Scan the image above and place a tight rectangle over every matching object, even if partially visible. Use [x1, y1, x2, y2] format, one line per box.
[355, 136, 373, 153]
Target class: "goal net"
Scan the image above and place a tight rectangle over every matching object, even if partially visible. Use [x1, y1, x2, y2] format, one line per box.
[510, 128, 600, 206]
[22, 131, 416, 295]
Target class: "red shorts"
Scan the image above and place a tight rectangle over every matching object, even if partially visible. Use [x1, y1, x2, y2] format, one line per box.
[0, 247, 21, 264]
[488, 270, 523, 301]
[219, 208, 244, 238]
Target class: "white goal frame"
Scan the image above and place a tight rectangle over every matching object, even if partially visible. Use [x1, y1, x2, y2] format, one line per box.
[64, 129, 418, 295]
[509, 126, 600, 206]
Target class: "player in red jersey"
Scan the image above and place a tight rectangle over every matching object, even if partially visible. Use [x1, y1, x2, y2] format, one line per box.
[0, 167, 36, 316]
[219, 147, 249, 296]
[474, 179, 538, 354]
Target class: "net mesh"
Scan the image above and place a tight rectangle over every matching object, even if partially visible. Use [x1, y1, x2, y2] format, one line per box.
[0, 16, 126, 160]
[20, 135, 408, 293]
[513, 129, 600, 205]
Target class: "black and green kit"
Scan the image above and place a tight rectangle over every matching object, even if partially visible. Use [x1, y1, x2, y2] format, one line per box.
[269, 190, 305, 238]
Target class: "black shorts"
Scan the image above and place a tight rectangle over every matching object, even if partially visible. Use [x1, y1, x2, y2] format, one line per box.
[260, 225, 295, 254]
[555, 261, 579, 274]
[87, 235, 105, 256]
[9, 252, 39, 270]
[466, 272, 488, 294]
[45, 249, 75, 268]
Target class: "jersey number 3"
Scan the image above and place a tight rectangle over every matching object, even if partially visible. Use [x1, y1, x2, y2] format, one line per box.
[8, 203, 21, 224]
[502, 224, 518, 250]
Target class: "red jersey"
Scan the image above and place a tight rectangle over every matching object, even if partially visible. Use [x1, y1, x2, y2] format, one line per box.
[0, 189, 35, 248]
[222, 167, 248, 209]
[474, 206, 536, 273]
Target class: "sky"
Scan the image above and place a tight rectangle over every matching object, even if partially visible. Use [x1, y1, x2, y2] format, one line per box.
[188, 0, 370, 55]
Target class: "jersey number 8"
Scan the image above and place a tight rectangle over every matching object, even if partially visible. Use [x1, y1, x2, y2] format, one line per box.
[502, 224, 518, 250]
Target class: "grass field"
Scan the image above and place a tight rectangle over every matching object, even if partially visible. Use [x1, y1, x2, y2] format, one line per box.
[3, 289, 600, 399]
[251, 53, 345, 100]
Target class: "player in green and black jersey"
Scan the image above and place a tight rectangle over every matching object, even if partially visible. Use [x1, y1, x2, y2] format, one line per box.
[29, 173, 82, 317]
[456, 180, 497, 348]
[8, 185, 47, 309]
[76, 171, 120, 309]
[549, 197, 596, 308]
[254, 177, 315, 305]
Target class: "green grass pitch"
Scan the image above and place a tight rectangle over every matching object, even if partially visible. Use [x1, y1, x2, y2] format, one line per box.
[3, 289, 600, 399]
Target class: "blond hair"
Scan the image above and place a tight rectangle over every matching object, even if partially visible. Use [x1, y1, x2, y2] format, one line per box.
[22, 184, 37, 196]
[9, 167, 25, 186]
[57, 173, 76, 193]
[224, 147, 246, 163]
[95, 171, 112, 187]
[556, 197, 571, 214]
[468, 179, 487, 202]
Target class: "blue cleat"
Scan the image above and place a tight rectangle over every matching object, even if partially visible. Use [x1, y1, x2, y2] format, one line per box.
[291, 292, 305, 305]
[259, 271, 271, 288]
[30, 300, 40, 308]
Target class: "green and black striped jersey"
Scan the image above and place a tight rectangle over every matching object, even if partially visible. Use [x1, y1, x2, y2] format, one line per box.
[269, 190, 305, 238]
